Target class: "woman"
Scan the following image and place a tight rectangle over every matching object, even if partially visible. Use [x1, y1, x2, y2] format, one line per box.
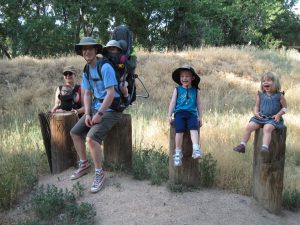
[51, 65, 84, 117]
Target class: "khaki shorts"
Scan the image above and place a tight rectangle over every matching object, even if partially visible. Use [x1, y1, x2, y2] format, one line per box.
[70, 111, 122, 144]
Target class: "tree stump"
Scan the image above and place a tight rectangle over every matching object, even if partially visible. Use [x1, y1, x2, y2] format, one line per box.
[253, 127, 287, 214]
[169, 125, 200, 187]
[103, 114, 132, 169]
[50, 112, 78, 174]
[38, 112, 52, 173]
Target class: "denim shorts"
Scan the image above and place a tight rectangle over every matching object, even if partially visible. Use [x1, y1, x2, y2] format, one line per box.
[70, 111, 122, 144]
[174, 111, 198, 133]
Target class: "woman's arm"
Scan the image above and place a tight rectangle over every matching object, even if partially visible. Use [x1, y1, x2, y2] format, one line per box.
[51, 87, 60, 113]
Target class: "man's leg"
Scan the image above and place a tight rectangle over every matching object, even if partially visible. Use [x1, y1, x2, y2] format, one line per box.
[87, 111, 122, 192]
[70, 115, 91, 180]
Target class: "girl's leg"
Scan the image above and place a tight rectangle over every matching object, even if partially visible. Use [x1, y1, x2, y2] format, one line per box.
[262, 124, 275, 147]
[175, 132, 184, 150]
[190, 129, 202, 158]
[174, 132, 184, 166]
[241, 122, 262, 143]
[190, 130, 199, 145]
[234, 122, 262, 153]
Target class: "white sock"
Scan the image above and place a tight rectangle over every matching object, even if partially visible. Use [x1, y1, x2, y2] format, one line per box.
[193, 144, 200, 150]
[175, 148, 182, 154]
[95, 168, 103, 174]
[262, 144, 268, 149]
[241, 142, 246, 146]
[80, 159, 88, 164]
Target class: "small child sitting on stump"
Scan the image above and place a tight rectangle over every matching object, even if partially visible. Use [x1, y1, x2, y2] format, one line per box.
[233, 72, 287, 154]
[168, 65, 204, 166]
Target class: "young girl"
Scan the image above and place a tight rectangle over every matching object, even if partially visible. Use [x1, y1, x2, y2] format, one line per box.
[168, 65, 203, 167]
[233, 72, 287, 154]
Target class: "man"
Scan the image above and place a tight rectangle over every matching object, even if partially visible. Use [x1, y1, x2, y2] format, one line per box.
[70, 37, 122, 193]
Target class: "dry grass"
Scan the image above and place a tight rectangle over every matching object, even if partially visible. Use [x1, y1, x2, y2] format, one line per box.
[0, 46, 299, 197]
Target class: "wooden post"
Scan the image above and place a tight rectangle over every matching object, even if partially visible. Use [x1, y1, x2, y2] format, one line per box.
[253, 127, 287, 214]
[50, 112, 78, 174]
[169, 125, 200, 187]
[103, 114, 132, 169]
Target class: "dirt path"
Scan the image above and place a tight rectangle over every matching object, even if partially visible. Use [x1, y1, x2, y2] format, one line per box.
[23, 168, 299, 225]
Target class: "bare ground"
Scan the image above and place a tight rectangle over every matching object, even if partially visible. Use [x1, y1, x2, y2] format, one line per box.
[5, 168, 300, 225]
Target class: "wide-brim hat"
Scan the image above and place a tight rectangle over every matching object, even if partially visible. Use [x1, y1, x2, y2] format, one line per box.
[63, 65, 77, 75]
[172, 65, 200, 88]
[75, 37, 103, 56]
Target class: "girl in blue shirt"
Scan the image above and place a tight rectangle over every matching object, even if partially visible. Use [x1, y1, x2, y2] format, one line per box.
[168, 65, 204, 166]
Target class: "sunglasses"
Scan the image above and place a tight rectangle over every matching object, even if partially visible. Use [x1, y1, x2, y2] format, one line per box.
[63, 72, 74, 76]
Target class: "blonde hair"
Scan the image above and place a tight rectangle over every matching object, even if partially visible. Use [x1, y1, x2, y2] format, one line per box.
[260, 72, 281, 93]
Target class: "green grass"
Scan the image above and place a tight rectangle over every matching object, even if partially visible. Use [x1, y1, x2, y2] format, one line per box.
[0, 112, 48, 210]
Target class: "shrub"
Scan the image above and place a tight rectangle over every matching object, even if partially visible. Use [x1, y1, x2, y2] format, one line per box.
[283, 189, 300, 211]
[18, 184, 96, 225]
[199, 153, 217, 188]
[132, 147, 169, 185]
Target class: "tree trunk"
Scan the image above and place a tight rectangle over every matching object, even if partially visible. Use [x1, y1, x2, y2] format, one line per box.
[169, 125, 200, 187]
[253, 127, 287, 214]
[103, 114, 132, 169]
[50, 112, 78, 174]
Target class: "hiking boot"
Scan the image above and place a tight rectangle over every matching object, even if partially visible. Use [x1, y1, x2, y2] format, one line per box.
[233, 144, 246, 153]
[173, 151, 183, 167]
[70, 160, 91, 180]
[192, 148, 203, 159]
[260, 146, 269, 155]
[91, 171, 105, 193]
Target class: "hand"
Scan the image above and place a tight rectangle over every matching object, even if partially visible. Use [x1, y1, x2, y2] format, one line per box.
[92, 113, 102, 125]
[254, 112, 262, 119]
[71, 109, 78, 115]
[85, 115, 92, 127]
[198, 118, 203, 127]
[168, 116, 173, 125]
[273, 114, 281, 123]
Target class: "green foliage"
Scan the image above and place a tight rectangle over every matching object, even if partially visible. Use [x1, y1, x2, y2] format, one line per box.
[283, 189, 300, 211]
[199, 153, 217, 188]
[1, 0, 299, 56]
[132, 147, 169, 185]
[19, 184, 96, 225]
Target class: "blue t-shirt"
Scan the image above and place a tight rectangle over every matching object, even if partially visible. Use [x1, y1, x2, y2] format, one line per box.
[174, 86, 198, 116]
[81, 60, 120, 111]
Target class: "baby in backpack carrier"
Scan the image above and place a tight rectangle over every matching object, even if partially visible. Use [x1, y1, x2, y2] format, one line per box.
[103, 40, 130, 106]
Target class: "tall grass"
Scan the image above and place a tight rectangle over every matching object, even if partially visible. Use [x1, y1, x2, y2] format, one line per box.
[0, 46, 299, 210]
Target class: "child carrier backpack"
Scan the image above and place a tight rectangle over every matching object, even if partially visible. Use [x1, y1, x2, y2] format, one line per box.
[58, 84, 81, 111]
[111, 25, 137, 104]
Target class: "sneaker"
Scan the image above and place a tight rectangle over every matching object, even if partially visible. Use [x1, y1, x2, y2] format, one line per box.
[260, 146, 269, 155]
[91, 171, 105, 193]
[233, 144, 246, 153]
[192, 148, 203, 159]
[70, 160, 91, 180]
[173, 152, 183, 167]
